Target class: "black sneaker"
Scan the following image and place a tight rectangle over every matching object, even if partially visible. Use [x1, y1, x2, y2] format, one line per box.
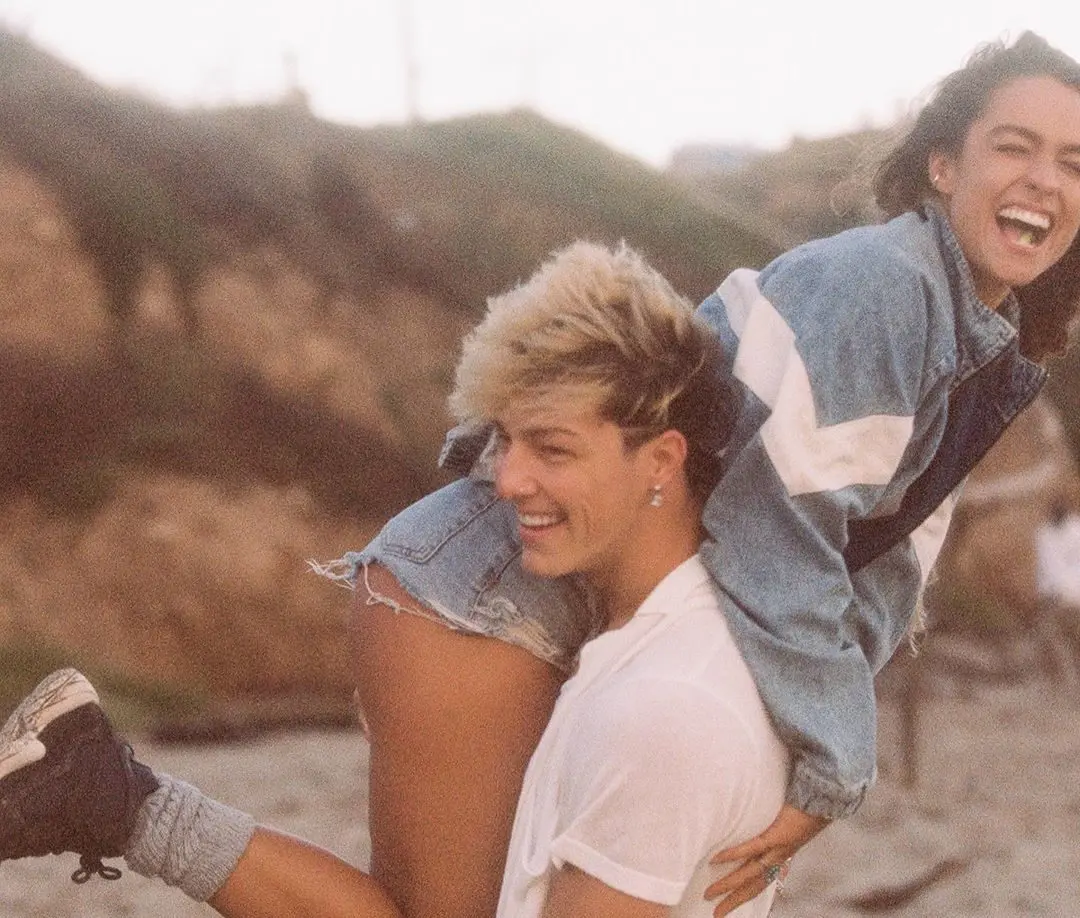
[0, 668, 159, 883]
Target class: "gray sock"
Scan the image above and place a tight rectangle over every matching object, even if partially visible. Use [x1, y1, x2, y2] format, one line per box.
[124, 773, 258, 902]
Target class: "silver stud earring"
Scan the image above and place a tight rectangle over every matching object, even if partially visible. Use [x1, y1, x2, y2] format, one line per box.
[649, 485, 663, 508]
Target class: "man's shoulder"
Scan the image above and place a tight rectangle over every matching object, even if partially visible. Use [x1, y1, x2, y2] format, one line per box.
[567, 559, 784, 769]
[577, 643, 778, 766]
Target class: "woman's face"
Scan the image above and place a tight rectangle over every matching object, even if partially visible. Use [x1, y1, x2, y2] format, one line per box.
[930, 75, 1080, 307]
[491, 398, 657, 584]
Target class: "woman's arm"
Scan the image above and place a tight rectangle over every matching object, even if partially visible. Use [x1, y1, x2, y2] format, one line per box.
[692, 245, 945, 912]
[703, 503, 954, 916]
[697, 272, 936, 804]
[695, 230, 949, 807]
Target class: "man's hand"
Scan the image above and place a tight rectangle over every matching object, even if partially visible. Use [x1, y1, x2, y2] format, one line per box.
[703, 805, 829, 916]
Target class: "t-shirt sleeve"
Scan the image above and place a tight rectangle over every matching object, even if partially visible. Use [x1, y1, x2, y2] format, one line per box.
[548, 679, 765, 906]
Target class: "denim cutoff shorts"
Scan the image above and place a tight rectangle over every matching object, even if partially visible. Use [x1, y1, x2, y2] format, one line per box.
[318, 477, 602, 674]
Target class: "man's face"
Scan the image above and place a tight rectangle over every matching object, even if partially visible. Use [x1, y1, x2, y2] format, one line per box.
[491, 399, 656, 587]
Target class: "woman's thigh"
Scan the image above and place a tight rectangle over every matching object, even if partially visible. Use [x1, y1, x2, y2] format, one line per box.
[351, 562, 563, 918]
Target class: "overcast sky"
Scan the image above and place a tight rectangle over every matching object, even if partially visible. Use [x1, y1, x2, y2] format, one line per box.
[2, 0, 1079, 166]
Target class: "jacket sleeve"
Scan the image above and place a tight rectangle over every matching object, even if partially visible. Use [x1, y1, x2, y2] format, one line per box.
[697, 240, 950, 818]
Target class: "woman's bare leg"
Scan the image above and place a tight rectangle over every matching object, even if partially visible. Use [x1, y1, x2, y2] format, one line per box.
[209, 827, 402, 918]
[352, 563, 564, 918]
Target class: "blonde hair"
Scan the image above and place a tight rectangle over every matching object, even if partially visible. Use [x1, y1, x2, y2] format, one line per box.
[450, 241, 735, 500]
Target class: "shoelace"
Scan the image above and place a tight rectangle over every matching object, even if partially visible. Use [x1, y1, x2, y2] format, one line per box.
[72, 853, 122, 884]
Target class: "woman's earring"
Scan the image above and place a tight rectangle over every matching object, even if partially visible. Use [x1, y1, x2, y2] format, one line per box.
[650, 485, 664, 508]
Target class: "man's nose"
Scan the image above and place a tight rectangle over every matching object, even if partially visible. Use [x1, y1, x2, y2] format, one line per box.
[494, 442, 537, 500]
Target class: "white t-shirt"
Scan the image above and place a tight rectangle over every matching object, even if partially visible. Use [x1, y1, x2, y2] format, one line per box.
[497, 555, 790, 918]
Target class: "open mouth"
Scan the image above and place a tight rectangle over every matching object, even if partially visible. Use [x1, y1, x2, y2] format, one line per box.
[997, 205, 1052, 248]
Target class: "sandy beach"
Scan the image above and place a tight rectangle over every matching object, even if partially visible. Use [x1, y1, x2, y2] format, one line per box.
[3, 647, 1079, 918]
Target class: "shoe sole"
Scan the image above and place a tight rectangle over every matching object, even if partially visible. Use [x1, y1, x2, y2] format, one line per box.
[0, 669, 100, 781]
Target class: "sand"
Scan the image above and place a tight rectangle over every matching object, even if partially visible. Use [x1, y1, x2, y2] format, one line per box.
[3, 651, 1079, 917]
[773, 675, 1080, 917]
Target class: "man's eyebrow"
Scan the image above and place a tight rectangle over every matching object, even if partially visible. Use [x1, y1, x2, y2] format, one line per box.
[522, 424, 580, 440]
[493, 421, 581, 440]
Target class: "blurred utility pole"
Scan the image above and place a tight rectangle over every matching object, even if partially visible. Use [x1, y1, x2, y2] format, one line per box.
[281, 50, 311, 112]
[397, 0, 420, 122]
[521, 35, 537, 111]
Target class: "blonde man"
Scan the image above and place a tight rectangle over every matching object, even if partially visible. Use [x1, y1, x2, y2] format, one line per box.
[448, 242, 790, 917]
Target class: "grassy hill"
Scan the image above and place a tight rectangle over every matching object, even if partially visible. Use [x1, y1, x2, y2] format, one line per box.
[6, 28, 1075, 732]
[0, 29, 789, 522]
[0, 30, 785, 728]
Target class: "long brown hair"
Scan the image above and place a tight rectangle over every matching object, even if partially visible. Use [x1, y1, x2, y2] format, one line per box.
[874, 32, 1080, 360]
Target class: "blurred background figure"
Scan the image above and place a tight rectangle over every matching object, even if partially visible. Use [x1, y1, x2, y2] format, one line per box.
[1034, 499, 1080, 690]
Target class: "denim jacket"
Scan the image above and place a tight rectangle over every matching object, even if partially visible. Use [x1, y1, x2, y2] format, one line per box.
[695, 204, 1045, 816]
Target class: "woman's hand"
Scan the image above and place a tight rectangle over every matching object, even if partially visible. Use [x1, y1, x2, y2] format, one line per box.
[703, 804, 829, 916]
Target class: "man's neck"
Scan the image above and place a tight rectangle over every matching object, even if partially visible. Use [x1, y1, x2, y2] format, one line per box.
[595, 516, 702, 632]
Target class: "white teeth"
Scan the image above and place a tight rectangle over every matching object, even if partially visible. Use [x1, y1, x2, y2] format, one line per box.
[519, 512, 562, 528]
[997, 205, 1051, 230]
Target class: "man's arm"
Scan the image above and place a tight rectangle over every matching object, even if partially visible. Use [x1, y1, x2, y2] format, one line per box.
[542, 865, 667, 918]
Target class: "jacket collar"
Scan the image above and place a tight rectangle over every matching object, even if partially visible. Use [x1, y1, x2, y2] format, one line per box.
[923, 201, 1027, 384]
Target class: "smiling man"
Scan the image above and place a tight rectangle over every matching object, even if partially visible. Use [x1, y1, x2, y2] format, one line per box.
[444, 242, 791, 918]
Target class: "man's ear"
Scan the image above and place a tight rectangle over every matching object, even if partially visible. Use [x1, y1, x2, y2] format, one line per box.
[650, 429, 689, 488]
